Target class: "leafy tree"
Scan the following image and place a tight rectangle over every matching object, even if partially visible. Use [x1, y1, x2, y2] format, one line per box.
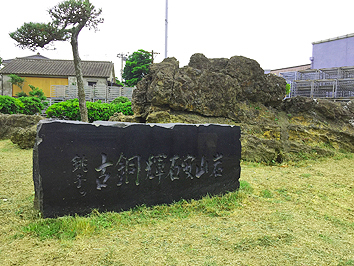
[0, 57, 2, 67]
[9, 0, 103, 122]
[122, 49, 152, 87]
[9, 74, 25, 90]
[115, 77, 124, 87]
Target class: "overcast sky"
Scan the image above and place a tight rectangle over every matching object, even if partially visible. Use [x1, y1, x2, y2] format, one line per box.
[1, 0, 354, 79]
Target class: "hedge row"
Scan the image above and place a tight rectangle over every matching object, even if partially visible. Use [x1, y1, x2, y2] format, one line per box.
[0, 96, 134, 122]
[0, 95, 45, 115]
[45, 98, 133, 122]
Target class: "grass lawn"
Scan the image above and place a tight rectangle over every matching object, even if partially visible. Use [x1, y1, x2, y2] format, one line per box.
[0, 139, 353, 266]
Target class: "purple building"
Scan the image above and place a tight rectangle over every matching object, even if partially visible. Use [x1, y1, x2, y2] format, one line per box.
[312, 33, 354, 69]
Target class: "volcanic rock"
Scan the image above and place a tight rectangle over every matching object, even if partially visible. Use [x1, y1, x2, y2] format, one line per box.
[132, 54, 286, 121]
[129, 54, 354, 163]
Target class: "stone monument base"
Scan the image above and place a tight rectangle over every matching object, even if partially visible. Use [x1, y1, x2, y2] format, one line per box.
[33, 120, 241, 218]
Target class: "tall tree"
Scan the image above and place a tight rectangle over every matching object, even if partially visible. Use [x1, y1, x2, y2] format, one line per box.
[123, 49, 152, 87]
[9, 0, 103, 122]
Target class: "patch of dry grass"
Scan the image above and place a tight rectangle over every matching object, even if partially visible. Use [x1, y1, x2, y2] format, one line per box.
[0, 139, 353, 266]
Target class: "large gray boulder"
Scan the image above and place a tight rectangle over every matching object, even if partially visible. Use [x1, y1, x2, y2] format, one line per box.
[0, 114, 43, 140]
[132, 54, 286, 121]
[130, 54, 354, 163]
[10, 125, 37, 149]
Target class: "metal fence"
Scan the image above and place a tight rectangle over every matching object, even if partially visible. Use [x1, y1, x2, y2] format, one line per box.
[48, 85, 135, 105]
[280, 66, 354, 100]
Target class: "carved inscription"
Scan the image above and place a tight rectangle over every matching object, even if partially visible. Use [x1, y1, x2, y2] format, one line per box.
[34, 120, 242, 218]
[71, 154, 88, 196]
[71, 153, 224, 195]
[95, 153, 113, 190]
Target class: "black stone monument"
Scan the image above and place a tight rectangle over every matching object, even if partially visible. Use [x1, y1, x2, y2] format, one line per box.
[33, 120, 241, 218]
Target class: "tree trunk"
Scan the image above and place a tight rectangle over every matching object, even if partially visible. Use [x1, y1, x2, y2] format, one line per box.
[71, 30, 88, 122]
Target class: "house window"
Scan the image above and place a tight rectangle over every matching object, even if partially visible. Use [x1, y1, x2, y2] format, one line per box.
[88, 81, 97, 87]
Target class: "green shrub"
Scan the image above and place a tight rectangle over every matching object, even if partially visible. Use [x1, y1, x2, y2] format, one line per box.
[15, 85, 48, 107]
[110, 96, 130, 104]
[286, 83, 291, 95]
[18, 96, 45, 115]
[28, 85, 47, 103]
[16, 91, 28, 97]
[0, 95, 23, 114]
[46, 99, 80, 120]
[87, 101, 113, 122]
[46, 99, 133, 122]
[111, 101, 133, 116]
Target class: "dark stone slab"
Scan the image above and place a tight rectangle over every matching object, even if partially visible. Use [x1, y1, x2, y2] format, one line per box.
[33, 120, 241, 218]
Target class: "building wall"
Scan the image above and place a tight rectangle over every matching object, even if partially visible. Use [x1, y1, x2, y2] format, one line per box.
[68, 77, 109, 87]
[312, 35, 354, 69]
[1, 75, 12, 96]
[8, 76, 109, 97]
[11, 76, 68, 97]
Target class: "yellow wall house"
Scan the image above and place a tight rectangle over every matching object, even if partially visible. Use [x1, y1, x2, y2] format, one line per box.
[0, 54, 115, 98]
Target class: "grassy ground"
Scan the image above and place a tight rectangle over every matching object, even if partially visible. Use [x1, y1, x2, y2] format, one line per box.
[0, 139, 353, 266]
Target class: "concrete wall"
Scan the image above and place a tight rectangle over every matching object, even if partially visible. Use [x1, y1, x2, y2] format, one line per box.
[1, 75, 12, 96]
[312, 35, 354, 69]
[68, 76, 108, 87]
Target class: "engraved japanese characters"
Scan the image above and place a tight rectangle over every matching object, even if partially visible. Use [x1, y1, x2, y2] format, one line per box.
[33, 121, 241, 218]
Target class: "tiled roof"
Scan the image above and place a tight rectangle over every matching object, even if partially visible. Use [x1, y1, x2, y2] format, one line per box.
[2, 53, 49, 65]
[0, 58, 114, 78]
[19, 54, 50, 60]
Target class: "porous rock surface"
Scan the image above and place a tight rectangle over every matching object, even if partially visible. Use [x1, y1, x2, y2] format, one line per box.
[132, 54, 286, 121]
[120, 54, 354, 162]
[0, 114, 44, 149]
[10, 125, 37, 149]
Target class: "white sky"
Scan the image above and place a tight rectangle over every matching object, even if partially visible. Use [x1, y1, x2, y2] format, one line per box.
[1, 0, 354, 79]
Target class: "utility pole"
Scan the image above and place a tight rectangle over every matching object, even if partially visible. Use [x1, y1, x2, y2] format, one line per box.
[149, 50, 160, 64]
[117, 53, 129, 82]
[165, 0, 168, 58]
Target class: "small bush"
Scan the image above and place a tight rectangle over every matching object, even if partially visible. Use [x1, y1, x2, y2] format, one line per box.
[110, 96, 130, 104]
[28, 85, 47, 103]
[18, 97, 45, 115]
[46, 99, 133, 122]
[87, 101, 113, 122]
[112, 101, 133, 116]
[45, 99, 80, 120]
[16, 91, 28, 97]
[0, 95, 23, 114]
